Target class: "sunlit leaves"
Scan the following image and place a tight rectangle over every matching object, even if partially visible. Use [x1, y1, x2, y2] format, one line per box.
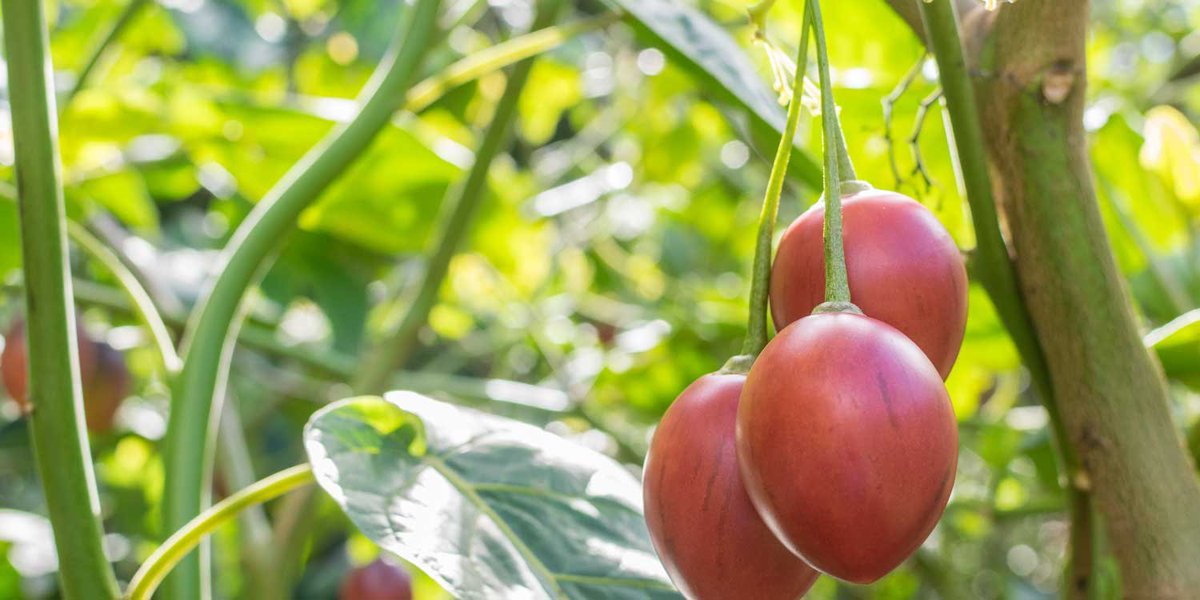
[604, 0, 821, 186]
[304, 393, 681, 600]
[1146, 309, 1200, 391]
[1141, 105, 1200, 208]
[519, 60, 582, 145]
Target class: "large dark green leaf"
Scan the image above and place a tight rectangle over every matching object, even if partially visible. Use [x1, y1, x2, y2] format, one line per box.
[1147, 309, 1200, 391]
[606, 0, 822, 187]
[304, 393, 680, 600]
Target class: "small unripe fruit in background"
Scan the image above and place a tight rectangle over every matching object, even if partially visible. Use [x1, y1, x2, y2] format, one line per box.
[770, 189, 968, 379]
[85, 342, 132, 433]
[643, 374, 819, 599]
[1, 317, 130, 434]
[339, 557, 413, 600]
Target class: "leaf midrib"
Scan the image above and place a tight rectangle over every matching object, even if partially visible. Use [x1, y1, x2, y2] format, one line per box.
[423, 453, 568, 599]
[422, 455, 678, 597]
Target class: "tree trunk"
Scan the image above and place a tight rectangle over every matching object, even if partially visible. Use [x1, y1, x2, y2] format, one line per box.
[887, 1, 1200, 597]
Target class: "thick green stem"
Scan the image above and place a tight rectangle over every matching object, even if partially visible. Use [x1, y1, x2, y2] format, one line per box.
[65, 0, 150, 105]
[161, 2, 441, 598]
[725, 2, 811, 369]
[126, 465, 315, 600]
[352, 0, 558, 394]
[0, 0, 121, 597]
[916, 1, 1098, 596]
[809, 0, 852, 307]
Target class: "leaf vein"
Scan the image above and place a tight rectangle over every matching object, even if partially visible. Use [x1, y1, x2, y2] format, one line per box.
[423, 454, 567, 599]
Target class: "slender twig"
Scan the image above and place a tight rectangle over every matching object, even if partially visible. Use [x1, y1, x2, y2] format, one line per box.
[909, 88, 943, 189]
[66, 223, 182, 371]
[126, 465, 315, 600]
[882, 54, 927, 189]
[86, 213, 187, 315]
[0, 1, 121, 597]
[162, 2, 443, 598]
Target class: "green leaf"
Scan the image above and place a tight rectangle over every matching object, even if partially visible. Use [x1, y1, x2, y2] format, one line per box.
[605, 0, 821, 187]
[303, 394, 681, 600]
[75, 170, 159, 232]
[1146, 309, 1200, 391]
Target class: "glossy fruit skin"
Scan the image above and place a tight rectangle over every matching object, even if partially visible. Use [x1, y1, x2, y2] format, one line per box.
[736, 313, 958, 584]
[339, 558, 413, 600]
[770, 189, 968, 378]
[644, 374, 819, 600]
[1, 318, 127, 433]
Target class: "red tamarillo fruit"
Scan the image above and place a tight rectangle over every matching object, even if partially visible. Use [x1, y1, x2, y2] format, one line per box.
[84, 343, 131, 434]
[339, 557, 413, 600]
[770, 188, 968, 378]
[644, 374, 819, 599]
[1, 317, 129, 433]
[736, 312, 958, 583]
[2, 317, 100, 412]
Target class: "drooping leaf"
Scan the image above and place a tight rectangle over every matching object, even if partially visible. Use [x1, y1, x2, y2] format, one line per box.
[304, 393, 680, 600]
[605, 0, 821, 187]
[1146, 309, 1200, 391]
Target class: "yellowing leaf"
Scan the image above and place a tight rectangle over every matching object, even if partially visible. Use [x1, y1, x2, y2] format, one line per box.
[518, 60, 582, 145]
[1140, 106, 1200, 208]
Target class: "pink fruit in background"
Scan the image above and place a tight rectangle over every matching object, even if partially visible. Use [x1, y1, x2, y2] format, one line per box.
[339, 557, 413, 600]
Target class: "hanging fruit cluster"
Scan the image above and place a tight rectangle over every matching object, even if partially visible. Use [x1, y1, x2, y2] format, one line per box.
[643, 0, 966, 596]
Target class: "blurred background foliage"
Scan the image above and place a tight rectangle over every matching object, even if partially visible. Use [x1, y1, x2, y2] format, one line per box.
[0, 0, 1198, 597]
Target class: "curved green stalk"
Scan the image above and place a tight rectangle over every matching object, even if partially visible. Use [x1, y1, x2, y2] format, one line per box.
[915, 1, 1096, 596]
[406, 12, 618, 114]
[353, 0, 561, 393]
[723, 1, 812, 372]
[0, 187, 180, 372]
[809, 0, 852, 307]
[126, 465, 315, 600]
[214, 404, 285, 599]
[66, 223, 181, 372]
[65, 0, 150, 105]
[0, 1, 120, 597]
[161, 2, 442, 597]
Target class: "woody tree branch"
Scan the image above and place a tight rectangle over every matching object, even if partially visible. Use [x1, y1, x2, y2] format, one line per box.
[884, 0, 1200, 597]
